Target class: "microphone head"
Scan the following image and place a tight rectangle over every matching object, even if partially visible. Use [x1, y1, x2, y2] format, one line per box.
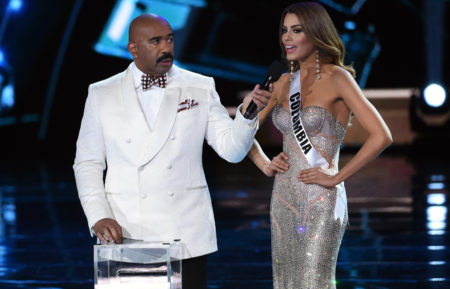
[266, 60, 287, 82]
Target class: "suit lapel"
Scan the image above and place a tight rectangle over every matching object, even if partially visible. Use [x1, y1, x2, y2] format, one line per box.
[121, 65, 151, 135]
[140, 86, 180, 165]
[121, 64, 181, 166]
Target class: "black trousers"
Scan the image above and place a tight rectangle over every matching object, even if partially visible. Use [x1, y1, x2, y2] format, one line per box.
[182, 254, 207, 289]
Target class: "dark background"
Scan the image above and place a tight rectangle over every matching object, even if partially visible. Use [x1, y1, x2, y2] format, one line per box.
[0, 0, 447, 161]
[0, 2, 449, 288]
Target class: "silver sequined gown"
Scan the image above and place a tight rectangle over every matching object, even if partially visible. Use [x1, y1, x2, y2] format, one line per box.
[271, 105, 348, 289]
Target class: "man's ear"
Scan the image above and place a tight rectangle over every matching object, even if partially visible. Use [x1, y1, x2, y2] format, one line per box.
[128, 42, 137, 58]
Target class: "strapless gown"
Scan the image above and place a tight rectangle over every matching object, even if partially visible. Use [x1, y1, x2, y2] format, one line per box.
[271, 105, 348, 289]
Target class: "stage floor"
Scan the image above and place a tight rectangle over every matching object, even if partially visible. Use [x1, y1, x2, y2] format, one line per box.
[0, 143, 449, 289]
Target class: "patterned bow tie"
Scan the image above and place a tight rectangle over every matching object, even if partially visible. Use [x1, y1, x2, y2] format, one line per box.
[141, 73, 168, 90]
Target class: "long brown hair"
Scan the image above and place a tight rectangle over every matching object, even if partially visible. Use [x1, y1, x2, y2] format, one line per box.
[279, 2, 355, 77]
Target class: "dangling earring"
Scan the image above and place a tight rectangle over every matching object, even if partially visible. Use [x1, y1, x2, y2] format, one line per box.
[289, 61, 294, 82]
[315, 50, 321, 80]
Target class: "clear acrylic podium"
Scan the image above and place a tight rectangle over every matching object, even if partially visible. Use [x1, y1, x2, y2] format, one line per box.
[94, 240, 182, 289]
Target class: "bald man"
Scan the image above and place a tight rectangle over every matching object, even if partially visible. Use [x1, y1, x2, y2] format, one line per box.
[73, 14, 270, 289]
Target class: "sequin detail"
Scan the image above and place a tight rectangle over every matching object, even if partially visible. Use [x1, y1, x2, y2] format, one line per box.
[270, 105, 348, 289]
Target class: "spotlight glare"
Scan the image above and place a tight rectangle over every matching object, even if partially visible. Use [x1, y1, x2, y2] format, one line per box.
[423, 83, 446, 108]
[427, 193, 446, 205]
[426, 206, 447, 221]
[107, 1, 134, 42]
[427, 182, 445, 190]
[427, 245, 446, 250]
[9, 0, 22, 11]
[1, 84, 15, 108]
[344, 21, 356, 30]
[427, 230, 445, 235]
[430, 174, 445, 182]
[427, 221, 446, 230]
[429, 261, 446, 265]
[8, 0, 23, 11]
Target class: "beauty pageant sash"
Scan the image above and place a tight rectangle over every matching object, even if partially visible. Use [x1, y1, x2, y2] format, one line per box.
[289, 70, 347, 224]
[289, 70, 328, 169]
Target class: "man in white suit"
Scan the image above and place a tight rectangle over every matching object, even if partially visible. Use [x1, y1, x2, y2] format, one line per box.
[73, 14, 270, 289]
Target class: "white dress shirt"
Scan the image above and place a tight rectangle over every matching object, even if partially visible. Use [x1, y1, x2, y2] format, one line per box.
[132, 62, 166, 130]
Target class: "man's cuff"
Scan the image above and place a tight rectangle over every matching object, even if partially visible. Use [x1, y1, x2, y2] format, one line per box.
[90, 226, 96, 237]
[235, 104, 258, 127]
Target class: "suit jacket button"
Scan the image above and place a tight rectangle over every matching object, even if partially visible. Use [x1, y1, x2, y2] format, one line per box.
[167, 164, 172, 169]
[170, 135, 176, 141]
[141, 193, 147, 199]
[126, 138, 131, 143]
[168, 191, 174, 197]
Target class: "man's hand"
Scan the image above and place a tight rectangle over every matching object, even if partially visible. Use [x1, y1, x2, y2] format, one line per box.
[94, 218, 123, 244]
[264, 152, 290, 177]
[242, 84, 273, 118]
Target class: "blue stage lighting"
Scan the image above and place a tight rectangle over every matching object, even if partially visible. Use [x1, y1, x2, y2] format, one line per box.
[8, 0, 23, 11]
[0, 50, 15, 114]
[1, 84, 14, 108]
[423, 83, 446, 108]
[344, 21, 356, 30]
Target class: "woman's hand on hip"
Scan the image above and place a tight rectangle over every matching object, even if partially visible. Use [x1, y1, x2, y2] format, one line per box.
[297, 167, 337, 188]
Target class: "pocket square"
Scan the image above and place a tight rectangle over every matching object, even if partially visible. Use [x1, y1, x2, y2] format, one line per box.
[177, 98, 199, 113]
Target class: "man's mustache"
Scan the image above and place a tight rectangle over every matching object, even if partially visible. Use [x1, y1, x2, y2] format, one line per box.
[157, 53, 174, 63]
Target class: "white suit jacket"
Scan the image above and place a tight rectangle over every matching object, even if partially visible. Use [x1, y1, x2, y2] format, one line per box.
[73, 63, 258, 258]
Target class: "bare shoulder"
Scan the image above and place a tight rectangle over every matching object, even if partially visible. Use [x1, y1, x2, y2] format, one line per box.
[329, 65, 353, 82]
[326, 65, 358, 92]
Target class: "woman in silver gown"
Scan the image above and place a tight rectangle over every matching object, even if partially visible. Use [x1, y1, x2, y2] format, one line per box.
[246, 2, 392, 288]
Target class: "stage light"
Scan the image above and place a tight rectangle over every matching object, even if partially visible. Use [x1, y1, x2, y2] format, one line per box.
[0, 83, 14, 108]
[417, 82, 449, 114]
[427, 182, 445, 190]
[8, 0, 22, 11]
[427, 221, 446, 230]
[429, 278, 447, 282]
[427, 194, 446, 205]
[427, 246, 446, 250]
[430, 174, 445, 182]
[0, 49, 15, 115]
[106, 0, 134, 42]
[344, 21, 356, 30]
[427, 206, 447, 222]
[2, 203, 16, 223]
[423, 83, 446, 108]
[410, 83, 449, 133]
[426, 205, 447, 235]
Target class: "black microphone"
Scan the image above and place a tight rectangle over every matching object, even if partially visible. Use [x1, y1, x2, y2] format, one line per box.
[243, 60, 286, 119]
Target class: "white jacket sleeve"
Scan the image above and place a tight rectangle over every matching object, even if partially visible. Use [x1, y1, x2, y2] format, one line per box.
[73, 85, 113, 234]
[205, 77, 259, 163]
